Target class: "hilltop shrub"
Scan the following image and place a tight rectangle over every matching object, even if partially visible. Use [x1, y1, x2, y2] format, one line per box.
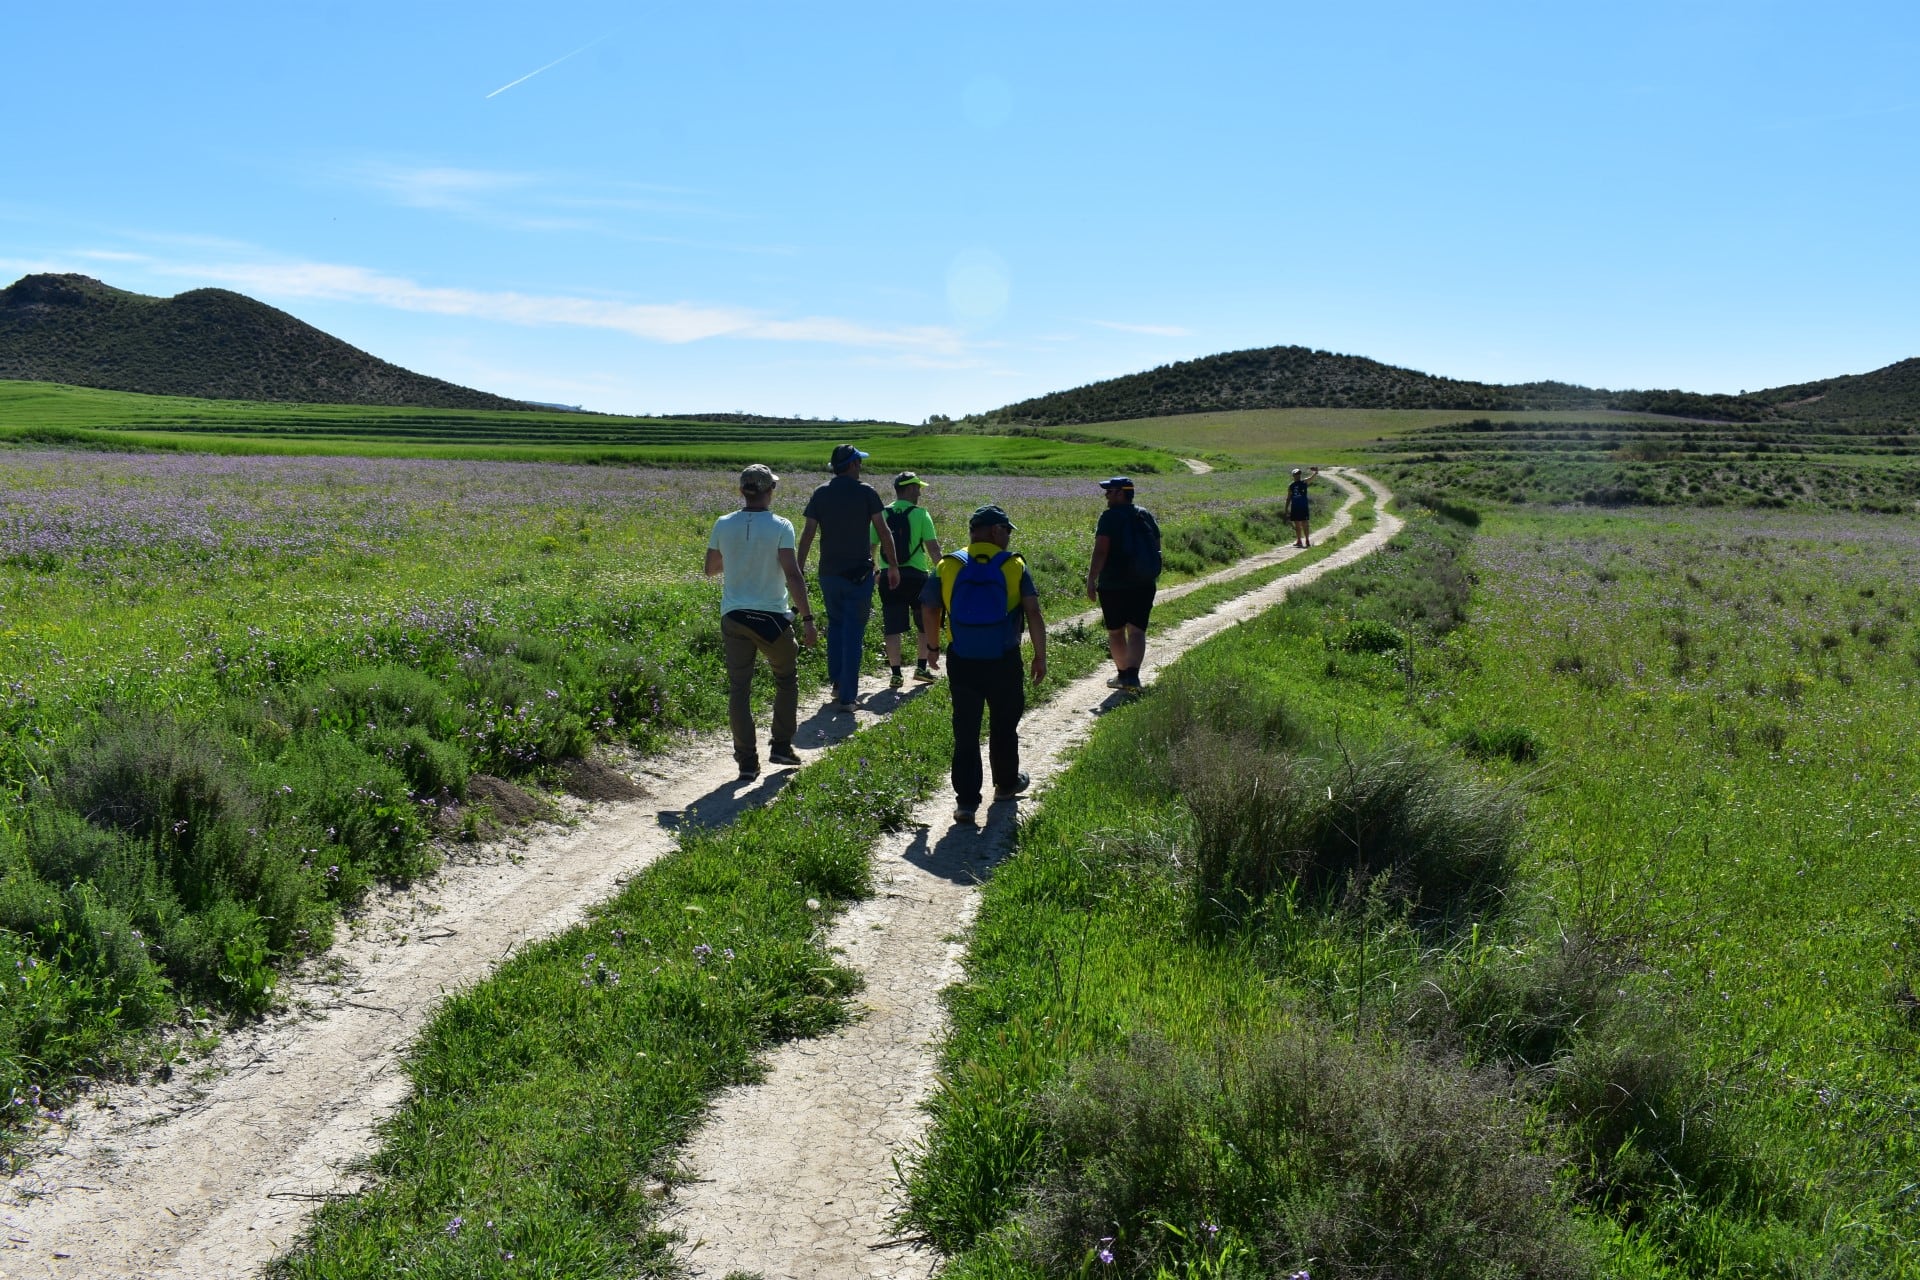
[1015, 1031, 1591, 1280]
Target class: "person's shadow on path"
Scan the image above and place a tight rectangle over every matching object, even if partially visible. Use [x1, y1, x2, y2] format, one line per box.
[897, 797, 1025, 887]
[656, 766, 799, 832]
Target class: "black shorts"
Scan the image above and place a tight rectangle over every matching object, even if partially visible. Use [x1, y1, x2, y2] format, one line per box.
[1098, 585, 1156, 631]
[879, 567, 929, 634]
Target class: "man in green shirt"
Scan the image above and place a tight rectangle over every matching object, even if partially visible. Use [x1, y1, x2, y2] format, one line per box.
[872, 471, 943, 688]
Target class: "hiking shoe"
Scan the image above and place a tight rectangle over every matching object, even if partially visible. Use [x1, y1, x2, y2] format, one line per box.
[889, 669, 905, 690]
[737, 762, 761, 780]
[832, 699, 855, 713]
[768, 745, 802, 767]
[1105, 674, 1128, 689]
[912, 666, 937, 683]
[992, 772, 1030, 802]
[953, 805, 978, 826]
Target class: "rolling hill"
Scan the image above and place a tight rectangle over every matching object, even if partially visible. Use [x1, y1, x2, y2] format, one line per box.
[978, 344, 1914, 428]
[0, 273, 528, 410]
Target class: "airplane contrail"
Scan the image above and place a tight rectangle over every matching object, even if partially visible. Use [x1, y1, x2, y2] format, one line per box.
[485, 38, 601, 99]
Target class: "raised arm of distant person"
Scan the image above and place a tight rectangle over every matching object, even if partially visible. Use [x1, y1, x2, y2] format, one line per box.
[868, 510, 901, 590]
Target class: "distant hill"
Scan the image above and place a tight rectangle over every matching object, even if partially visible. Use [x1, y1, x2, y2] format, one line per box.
[979, 344, 1911, 428]
[0, 274, 528, 410]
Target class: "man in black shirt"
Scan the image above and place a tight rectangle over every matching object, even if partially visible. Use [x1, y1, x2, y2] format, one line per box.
[797, 444, 901, 712]
[1084, 476, 1161, 692]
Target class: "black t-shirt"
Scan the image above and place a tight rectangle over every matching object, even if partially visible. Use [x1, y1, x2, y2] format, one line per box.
[1096, 503, 1155, 590]
[803, 474, 886, 576]
[1287, 479, 1311, 512]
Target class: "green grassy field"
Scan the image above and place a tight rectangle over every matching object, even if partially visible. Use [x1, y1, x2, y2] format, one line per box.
[0, 381, 1181, 475]
[1070, 407, 1681, 467]
[903, 499, 1920, 1278]
[0, 443, 1320, 1125]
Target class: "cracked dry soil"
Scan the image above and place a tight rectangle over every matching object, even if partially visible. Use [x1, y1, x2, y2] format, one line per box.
[0, 471, 1392, 1280]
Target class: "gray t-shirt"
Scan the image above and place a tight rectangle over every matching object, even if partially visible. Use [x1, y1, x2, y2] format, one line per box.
[708, 509, 796, 615]
[803, 474, 885, 577]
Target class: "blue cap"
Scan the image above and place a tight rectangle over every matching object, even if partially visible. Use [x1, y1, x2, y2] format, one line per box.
[1099, 476, 1134, 490]
[830, 443, 869, 470]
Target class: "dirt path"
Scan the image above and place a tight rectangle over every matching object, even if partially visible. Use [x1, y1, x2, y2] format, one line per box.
[665, 470, 1398, 1279]
[0, 471, 1388, 1280]
[1180, 457, 1214, 474]
[0, 701, 889, 1277]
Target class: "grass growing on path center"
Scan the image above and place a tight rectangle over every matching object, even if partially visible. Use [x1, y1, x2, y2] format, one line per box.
[267, 496, 1360, 1277]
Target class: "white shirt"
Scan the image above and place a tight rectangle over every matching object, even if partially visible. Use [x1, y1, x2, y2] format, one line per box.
[707, 508, 796, 615]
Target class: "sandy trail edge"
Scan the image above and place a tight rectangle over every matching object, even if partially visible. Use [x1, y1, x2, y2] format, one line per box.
[665, 470, 1399, 1279]
[0, 472, 1378, 1280]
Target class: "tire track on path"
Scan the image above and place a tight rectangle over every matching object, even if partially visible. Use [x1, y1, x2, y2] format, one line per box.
[665, 469, 1399, 1280]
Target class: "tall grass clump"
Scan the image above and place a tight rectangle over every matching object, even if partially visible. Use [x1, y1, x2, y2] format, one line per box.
[1175, 737, 1522, 930]
[1008, 1030, 1591, 1280]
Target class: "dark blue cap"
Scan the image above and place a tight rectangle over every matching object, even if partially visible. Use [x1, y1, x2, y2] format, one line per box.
[830, 443, 869, 470]
[1099, 476, 1134, 490]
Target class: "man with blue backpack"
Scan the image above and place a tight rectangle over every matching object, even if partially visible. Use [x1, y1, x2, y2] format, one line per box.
[1084, 476, 1161, 692]
[920, 504, 1048, 826]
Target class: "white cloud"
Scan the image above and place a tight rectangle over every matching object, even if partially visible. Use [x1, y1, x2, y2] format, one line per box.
[105, 251, 968, 353]
[1091, 320, 1194, 338]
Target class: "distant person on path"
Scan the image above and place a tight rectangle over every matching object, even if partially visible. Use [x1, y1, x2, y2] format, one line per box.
[797, 444, 902, 712]
[704, 464, 817, 779]
[1287, 466, 1320, 547]
[872, 471, 942, 688]
[921, 504, 1047, 826]
[1084, 476, 1161, 693]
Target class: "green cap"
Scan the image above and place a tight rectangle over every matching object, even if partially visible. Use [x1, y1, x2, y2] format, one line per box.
[893, 470, 922, 489]
[969, 503, 1016, 530]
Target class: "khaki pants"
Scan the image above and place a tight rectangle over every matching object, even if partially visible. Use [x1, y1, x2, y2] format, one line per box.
[721, 613, 799, 768]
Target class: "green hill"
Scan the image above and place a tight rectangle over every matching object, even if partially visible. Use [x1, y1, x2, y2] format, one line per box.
[0, 273, 527, 410]
[979, 344, 1913, 428]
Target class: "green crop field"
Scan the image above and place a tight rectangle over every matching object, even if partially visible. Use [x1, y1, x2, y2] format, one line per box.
[0, 381, 1182, 475]
[1069, 406, 1683, 467]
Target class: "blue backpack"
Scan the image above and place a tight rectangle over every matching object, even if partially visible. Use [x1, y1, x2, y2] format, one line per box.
[940, 550, 1023, 658]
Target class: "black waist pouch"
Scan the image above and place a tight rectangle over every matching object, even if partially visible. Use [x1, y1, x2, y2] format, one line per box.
[725, 609, 794, 641]
[838, 559, 876, 581]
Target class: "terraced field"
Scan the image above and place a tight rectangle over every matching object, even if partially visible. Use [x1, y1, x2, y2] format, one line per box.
[0, 382, 1180, 475]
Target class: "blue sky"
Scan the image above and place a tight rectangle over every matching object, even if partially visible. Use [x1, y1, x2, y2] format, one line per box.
[3, 2, 1916, 421]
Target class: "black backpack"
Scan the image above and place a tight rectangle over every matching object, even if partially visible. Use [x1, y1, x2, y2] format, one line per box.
[1118, 507, 1162, 584]
[885, 502, 922, 565]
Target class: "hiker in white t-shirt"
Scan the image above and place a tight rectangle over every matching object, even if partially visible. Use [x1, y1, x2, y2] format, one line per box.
[705, 464, 817, 779]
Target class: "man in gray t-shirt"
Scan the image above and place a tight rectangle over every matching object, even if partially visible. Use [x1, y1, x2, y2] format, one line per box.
[705, 464, 817, 778]
[797, 444, 901, 711]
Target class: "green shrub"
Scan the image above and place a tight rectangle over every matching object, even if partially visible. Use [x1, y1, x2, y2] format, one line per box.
[362, 725, 470, 799]
[1176, 737, 1522, 926]
[273, 734, 434, 884]
[1330, 618, 1402, 654]
[1016, 1030, 1591, 1280]
[1453, 723, 1541, 763]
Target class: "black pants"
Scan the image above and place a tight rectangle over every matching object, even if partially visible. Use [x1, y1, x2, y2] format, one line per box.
[948, 651, 1025, 807]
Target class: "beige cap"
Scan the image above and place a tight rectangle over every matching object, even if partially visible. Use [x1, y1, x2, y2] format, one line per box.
[739, 463, 779, 492]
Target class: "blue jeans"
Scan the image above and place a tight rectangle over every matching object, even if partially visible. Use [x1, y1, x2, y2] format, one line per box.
[819, 571, 875, 701]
